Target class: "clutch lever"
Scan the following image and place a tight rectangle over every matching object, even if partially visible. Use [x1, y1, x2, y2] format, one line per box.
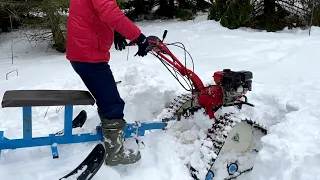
[127, 41, 136, 46]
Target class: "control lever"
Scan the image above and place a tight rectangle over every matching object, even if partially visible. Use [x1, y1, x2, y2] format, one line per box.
[162, 30, 168, 42]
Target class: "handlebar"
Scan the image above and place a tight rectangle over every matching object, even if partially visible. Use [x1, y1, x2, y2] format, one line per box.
[126, 30, 168, 57]
[126, 30, 168, 47]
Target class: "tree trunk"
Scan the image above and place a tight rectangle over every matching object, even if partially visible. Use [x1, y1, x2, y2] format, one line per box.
[45, 1, 66, 53]
[50, 18, 66, 53]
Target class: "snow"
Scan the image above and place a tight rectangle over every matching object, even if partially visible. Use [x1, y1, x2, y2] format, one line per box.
[1, 14, 320, 180]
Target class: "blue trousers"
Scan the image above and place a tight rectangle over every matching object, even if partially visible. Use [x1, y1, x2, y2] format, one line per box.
[70, 61, 125, 120]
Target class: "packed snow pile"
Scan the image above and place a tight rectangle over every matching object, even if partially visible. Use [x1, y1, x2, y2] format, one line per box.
[1, 15, 320, 180]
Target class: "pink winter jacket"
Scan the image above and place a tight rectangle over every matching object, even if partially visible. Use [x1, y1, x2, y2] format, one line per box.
[66, 0, 141, 63]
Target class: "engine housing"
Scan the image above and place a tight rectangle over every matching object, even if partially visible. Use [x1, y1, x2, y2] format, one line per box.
[213, 69, 253, 103]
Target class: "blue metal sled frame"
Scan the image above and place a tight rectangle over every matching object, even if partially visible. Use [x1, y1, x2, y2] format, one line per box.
[0, 105, 167, 159]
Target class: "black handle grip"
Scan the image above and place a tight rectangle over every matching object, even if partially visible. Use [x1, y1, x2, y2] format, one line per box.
[162, 30, 168, 41]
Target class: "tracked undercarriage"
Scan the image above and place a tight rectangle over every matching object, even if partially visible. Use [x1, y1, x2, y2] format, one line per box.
[159, 92, 268, 180]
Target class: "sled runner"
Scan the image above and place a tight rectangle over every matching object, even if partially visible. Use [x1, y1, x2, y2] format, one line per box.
[59, 143, 106, 180]
[0, 30, 267, 180]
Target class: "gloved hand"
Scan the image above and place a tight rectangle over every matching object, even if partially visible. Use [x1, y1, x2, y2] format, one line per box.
[133, 33, 149, 57]
[114, 31, 128, 51]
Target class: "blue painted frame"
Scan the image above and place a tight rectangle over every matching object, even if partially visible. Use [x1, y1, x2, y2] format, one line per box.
[0, 105, 167, 159]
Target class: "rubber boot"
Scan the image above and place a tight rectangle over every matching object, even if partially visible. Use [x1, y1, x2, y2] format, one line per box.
[100, 118, 141, 166]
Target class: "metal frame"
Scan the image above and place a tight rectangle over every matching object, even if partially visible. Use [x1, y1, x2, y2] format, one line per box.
[0, 105, 167, 159]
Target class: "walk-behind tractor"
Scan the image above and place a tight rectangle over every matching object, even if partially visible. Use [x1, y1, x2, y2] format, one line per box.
[0, 30, 267, 180]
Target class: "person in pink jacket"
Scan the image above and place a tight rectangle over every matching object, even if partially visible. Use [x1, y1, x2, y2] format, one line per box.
[66, 0, 149, 166]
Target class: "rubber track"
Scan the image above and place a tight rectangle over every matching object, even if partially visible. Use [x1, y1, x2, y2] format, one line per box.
[160, 92, 268, 180]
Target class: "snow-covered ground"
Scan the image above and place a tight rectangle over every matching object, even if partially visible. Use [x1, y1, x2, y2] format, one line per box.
[1, 15, 320, 180]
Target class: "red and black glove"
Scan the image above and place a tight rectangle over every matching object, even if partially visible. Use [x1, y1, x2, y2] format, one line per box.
[133, 33, 149, 57]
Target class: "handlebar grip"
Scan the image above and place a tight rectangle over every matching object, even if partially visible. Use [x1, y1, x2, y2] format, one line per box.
[126, 30, 167, 47]
[126, 35, 159, 47]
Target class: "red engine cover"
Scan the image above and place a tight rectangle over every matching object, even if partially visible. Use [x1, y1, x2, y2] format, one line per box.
[213, 71, 225, 85]
[197, 85, 224, 119]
